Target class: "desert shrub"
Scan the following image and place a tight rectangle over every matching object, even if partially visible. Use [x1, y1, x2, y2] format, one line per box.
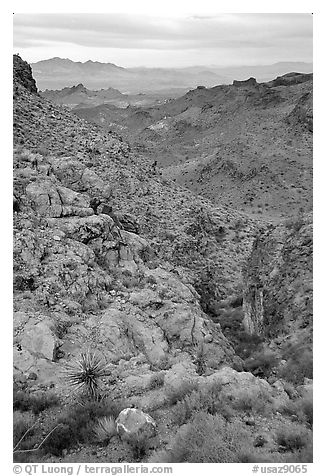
[13, 390, 59, 415]
[231, 388, 273, 415]
[279, 400, 303, 421]
[171, 398, 194, 426]
[165, 380, 199, 405]
[230, 295, 243, 308]
[127, 434, 150, 460]
[238, 452, 276, 463]
[163, 412, 253, 463]
[42, 424, 73, 456]
[234, 333, 264, 359]
[121, 276, 140, 289]
[171, 382, 235, 425]
[280, 395, 313, 427]
[13, 432, 42, 463]
[13, 275, 36, 292]
[214, 307, 244, 331]
[148, 449, 173, 463]
[138, 245, 158, 265]
[64, 350, 111, 398]
[145, 275, 157, 285]
[148, 372, 165, 390]
[13, 411, 35, 447]
[299, 395, 313, 427]
[278, 347, 313, 385]
[283, 442, 313, 463]
[284, 215, 305, 232]
[150, 355, 172, 371]
[42, 396, 125, 456]
[52, 318, 71, 339]
[275, 422, 312, 452]
[35, 145, 50, 156]
[57, 405, 100, 446]
[244, 349, 279, 377]
[64, 396, 123, 428]
[194, 343, 206, 375]
[233, 218, 245, 230]
[93, 416, 117, 443]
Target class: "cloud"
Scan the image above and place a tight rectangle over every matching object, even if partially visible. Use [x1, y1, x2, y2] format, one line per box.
[13, 13, 313, 66]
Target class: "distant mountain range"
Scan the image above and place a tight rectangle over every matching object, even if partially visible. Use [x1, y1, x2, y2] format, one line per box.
[40, 83, 186, 109]
[31, 58, 313, 93]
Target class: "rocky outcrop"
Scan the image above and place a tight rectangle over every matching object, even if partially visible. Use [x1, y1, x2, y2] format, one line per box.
[162, 363, 288, 408]
[233, 77, 257, 87]
[14, 55, 37, 94]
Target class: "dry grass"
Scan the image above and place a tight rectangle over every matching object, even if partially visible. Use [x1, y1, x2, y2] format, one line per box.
[93, 416, 117, 443]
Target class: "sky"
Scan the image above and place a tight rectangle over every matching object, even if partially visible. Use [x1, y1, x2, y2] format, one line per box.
[13, 12, 313, 68]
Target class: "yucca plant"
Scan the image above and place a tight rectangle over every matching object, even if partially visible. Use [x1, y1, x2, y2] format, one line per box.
[64, 350, 110, 398]
[93, 416, 117, 443]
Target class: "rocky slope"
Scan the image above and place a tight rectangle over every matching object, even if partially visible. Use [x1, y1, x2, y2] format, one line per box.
[14, 54, 259, 388]
[75, 72, 312, 220]
[13, 55, 313, 464]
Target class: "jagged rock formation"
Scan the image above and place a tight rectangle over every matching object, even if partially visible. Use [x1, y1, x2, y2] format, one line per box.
[41, 83, 127, 109]
[14, 55, 37, 94]
[233, 77, 257, 87]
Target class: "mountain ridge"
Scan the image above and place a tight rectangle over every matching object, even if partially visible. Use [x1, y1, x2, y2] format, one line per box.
[31, 57, 312, 93]
[73, 71, 313, 220]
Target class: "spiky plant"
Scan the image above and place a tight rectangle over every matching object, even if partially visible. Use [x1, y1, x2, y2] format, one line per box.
[64, 350, 110, 398]
[93, 416, 117, 443]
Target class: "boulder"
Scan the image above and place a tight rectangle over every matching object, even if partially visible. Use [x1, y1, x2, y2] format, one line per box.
[116, 408, 157, 442]
[203, 366, 270, 392]
[20, 321, 59, 361]
[202, 366, 288, 408]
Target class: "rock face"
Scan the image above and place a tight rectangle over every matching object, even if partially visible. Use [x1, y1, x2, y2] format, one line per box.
[242, 215, 312, 348]
[14, 55, 37, 94]
[116, 408, 157, 441]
